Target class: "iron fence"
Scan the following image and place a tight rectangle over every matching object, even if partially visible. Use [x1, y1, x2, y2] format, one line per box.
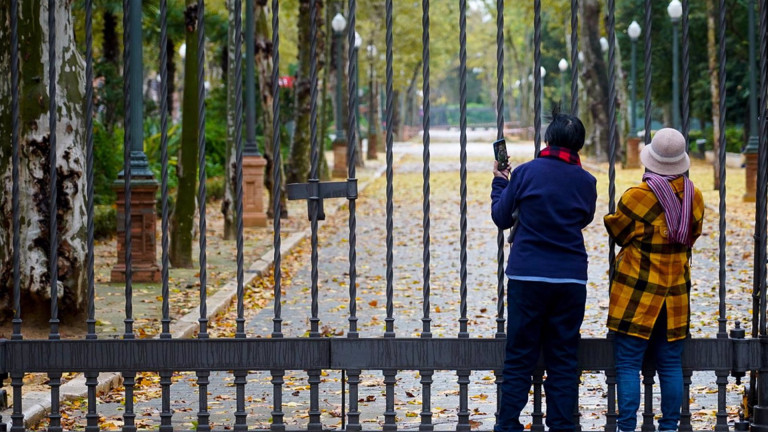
[1, 0, 768, 431]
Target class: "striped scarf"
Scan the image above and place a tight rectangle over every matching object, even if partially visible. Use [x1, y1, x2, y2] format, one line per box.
[642, 172, 695, 248]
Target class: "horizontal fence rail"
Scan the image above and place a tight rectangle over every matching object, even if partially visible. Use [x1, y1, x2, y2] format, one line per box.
[1, 0, 768, 431]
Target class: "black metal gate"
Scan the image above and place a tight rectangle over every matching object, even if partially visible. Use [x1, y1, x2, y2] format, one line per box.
[2, 0, 768, 431]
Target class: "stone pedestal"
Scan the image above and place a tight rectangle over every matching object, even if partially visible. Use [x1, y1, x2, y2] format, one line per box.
[111, 179, 161, 283]
[243, 155, 268, 227]
[625, 137, 641, 169]
[333, 139, 348, 178]
[744, 152, 757, 202]
[367, 133, 379, 160]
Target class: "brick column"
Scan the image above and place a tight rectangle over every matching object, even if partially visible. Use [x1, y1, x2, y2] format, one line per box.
[625, 137, 641, 169]
[744, 152, 757, 202]
[333, 139, 348, 178]
[243, 155, 268, 227]
[111, 180, 161, 283]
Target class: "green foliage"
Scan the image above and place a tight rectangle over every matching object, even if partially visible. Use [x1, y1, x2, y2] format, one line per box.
[203, 86, 229, 179]
[688, 126, 745, 153]
[92, 120, 124, 204]
[94, 204, 117, 239]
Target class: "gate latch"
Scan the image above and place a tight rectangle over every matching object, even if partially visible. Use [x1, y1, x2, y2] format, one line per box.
[286, 179, 358, 221]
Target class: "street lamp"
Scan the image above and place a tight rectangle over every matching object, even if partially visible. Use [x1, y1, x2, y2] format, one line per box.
[600, 37, 609, 54]
[558, 58, 568, 108]
[366, 43, 378, 159]
[628, 20, 642, 136]
[540, 66, 546, 123]
[668, 0, 683, 130]
[331, 13, 346, 143]
[354, 32, 362, 151]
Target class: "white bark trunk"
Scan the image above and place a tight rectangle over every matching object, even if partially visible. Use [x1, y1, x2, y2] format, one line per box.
[0, 0, 88, 317]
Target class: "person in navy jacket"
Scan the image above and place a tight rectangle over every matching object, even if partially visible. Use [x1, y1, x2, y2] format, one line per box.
[491, 110, 597, 432]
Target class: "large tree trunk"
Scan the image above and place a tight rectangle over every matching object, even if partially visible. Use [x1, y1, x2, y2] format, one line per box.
[0, 0, 88, 319]
[222, 0, 237, 240]
[255, 0, 288, 218]
[97, 9, 122, 132]
[166, 37, 176, 119]
[580, 0, 619, 162]
[707, 0, 721, 189]
[170, 1, 200, 268]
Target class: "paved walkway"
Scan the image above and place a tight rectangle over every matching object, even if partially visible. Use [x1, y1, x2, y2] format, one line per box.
[22, 139, 748, 430]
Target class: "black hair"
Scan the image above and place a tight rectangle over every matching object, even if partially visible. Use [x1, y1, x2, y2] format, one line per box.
[544, 105, 586, 152]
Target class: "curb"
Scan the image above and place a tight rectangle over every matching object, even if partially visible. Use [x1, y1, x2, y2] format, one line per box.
[7, 158, 393, 429]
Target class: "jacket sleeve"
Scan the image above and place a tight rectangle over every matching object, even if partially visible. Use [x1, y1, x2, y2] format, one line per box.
[583, 177, 598, 228]
[604, 191, 636, 247]
[490, 169, 520, 230]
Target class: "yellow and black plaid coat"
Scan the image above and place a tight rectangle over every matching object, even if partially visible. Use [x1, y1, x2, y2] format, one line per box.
[604, 177, 704, 341]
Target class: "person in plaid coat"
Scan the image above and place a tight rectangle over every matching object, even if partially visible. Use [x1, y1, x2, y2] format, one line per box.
[604, 128, 704, 432]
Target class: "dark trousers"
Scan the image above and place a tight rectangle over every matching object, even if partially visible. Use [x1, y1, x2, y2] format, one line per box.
[495, 279, 587, 432]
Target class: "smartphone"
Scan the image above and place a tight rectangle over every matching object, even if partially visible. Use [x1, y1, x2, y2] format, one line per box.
[493, 138, 509, 171]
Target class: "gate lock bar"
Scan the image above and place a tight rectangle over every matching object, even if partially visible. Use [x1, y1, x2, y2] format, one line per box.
[287, 179, 358, 221]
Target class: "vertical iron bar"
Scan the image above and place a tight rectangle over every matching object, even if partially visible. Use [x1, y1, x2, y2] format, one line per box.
[494, 370, 503, 427]
[160, 0, 172, 340]
[85, 0, 96, 340]
[122, 0, 134, 340]
[233, 371, 247, 432]
[271, 0, 283, 340]
[11, 374, 23, 432]
[421, 0, 432, 339]
[758, 0, 768, 338]
[680, 369, 693, 432]
[346, 370, 361, 431]
[570, 0, 579, 116]
[245, 0, 259, 155]
[605, 367, 617, 432]
[643, 0, 652, 146]
[641, 370, 654, 432]
[347, 0, 360, 339]
[10, 0, 21, 341]
[271, 371, 285, 432]
[533, 0, 541, 154]
[197, 371, 211, 432]
[607, 0, 618, 284]
[384, 0, 395, 339]
[457, 370, 470, 432]
[715, 370, 729, 431]
[159, 372, 173, 432]
[123, 373, 136, 432]
[236, 0, 246, 343]
[84, 4, 98, 426]
[532, 371, 544, 432]
[717, 0, 728, 339]
[494, 0, 506, 344]
[48, 373, 62, 432]
[197, 0, 209, 340]
[383, 370, 397, 431]
[420, 370, 434, 432]
[459, 0, 468, 339]
[681, 0, 690, 145]
[48, 0, 60, 342]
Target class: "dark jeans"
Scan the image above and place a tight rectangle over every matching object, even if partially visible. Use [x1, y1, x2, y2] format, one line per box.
[494, 279, 587, 432]
[614, 304, 684, 432]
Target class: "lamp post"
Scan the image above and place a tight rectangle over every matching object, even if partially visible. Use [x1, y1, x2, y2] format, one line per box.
[668, 0, 683, 130]
[366, 43, 379, 160]
[354, 31, 362, 159]
[628, 20, 642, 136]
[600, 36, 609, 55]
[331, 12, 347, 177]
[743, 0, 760, 201]
[540, 66, 546, 124]
[558, 58, 568, 108]
[625, 20, 643, 169]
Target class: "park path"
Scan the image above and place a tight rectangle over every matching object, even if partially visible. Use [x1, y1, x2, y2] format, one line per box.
[43, 138, 749, 430]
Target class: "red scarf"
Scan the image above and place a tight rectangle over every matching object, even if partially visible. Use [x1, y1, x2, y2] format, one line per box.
[538, 146, 581, 166]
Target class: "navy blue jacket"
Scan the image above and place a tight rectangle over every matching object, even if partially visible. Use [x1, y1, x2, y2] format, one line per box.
[491, 157, 597, 281]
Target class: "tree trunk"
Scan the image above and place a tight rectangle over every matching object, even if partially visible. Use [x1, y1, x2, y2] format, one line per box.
[286, 0, 314, 184]
[166, 37, 176, 119]
[0, 0, 88, 319]
[580, 0, 619, 162]
[98, 9, 122, 132]
[255, 0, 288, 218]
[222, 0, 237, 241]
[170, 1, 200, 268]
[707, 0, 721, 189]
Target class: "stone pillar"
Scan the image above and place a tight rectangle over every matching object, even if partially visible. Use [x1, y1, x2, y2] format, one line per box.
[625, 137, 641, 169]
[243, 155, 268, 227]
[333, 139, 348, 178]
[744, 152, 758, 202]
[111, 180, 161, 283]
